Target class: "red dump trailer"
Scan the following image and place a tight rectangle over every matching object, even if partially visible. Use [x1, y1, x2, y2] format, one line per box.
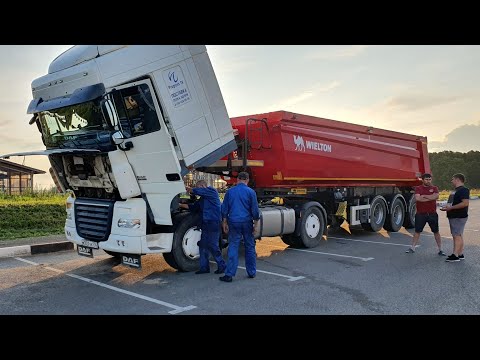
[200, 110, 430, 248]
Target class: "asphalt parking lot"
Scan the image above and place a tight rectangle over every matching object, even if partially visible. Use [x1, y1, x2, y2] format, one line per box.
[1, 201, 479, 315]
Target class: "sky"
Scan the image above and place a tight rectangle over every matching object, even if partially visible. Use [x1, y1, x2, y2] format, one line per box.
[1, 45, 479, 188]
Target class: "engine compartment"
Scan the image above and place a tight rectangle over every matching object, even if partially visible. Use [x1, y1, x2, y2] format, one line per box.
[49, 153, 120, 199]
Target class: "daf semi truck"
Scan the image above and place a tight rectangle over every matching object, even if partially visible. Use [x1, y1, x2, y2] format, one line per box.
[0, 45, 430, 271]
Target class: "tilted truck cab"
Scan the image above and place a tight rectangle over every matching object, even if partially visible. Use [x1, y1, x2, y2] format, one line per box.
[2, 45, 236, 270]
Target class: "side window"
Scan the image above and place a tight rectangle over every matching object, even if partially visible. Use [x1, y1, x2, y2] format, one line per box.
[112, 84, 161, 138]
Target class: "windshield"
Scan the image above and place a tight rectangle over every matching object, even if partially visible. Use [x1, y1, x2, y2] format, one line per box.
[38, 101, 113, 150]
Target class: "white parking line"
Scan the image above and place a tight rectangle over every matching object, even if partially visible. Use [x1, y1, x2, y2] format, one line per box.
[259, 243, 374, 261]
[209, 260, 304, 281]
[329, 236, 420, 248]
[14, 257, 196, 314]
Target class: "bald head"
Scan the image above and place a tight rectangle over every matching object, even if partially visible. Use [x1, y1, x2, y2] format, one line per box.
[195, 180, 207, 188]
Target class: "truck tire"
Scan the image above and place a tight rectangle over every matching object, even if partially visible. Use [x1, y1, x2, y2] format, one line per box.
[403, 195, 416, 229]
[384, 197, 405, 232]
[299, 206, 325, 248]
[162, 212, 201, 272]
[281, 234, 303, 248]
[361, 196, 387, 232]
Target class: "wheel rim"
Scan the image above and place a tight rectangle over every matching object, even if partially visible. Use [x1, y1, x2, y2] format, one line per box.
[410, 202, 416, 222]
[372, 203, 385, 225]
[182, 227, 201, 260]
[392, 204, 404, 226]
[305, 213, 321, 238]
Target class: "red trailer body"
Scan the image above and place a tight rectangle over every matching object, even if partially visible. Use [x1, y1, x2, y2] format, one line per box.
[228, 111, 430, 188]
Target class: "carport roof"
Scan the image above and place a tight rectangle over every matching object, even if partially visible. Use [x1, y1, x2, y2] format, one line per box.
[0, 159, 45, 175]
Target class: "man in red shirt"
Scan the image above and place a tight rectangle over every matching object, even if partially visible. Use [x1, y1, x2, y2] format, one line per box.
[405, 173, 446, 255]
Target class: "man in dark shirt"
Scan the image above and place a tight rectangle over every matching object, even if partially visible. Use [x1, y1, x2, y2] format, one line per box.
[440, 173, 470, 262]
[180, 180, 226, 274]
[219, 172, 260, 282]
[405, 173, 446, 255]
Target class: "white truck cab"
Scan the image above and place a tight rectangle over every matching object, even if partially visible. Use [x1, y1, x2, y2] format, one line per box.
[2, 45, 236, 270]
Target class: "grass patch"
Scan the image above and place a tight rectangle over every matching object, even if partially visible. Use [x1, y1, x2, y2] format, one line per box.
[0, 193, 68, 241]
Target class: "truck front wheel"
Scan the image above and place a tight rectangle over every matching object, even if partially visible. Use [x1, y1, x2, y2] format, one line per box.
[299, 206, 325, 248]
[162, 212, 201, 272]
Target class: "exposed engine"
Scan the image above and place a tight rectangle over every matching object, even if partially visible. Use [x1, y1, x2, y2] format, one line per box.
[49, 154, 120, 199]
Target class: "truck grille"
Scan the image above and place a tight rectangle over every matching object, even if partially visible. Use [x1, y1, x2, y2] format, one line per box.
[74, 198, 115, 241]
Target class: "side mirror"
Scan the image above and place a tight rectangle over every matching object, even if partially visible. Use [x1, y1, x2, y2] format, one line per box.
[112, 131, 125, 145]
[100, 98, 119, 128]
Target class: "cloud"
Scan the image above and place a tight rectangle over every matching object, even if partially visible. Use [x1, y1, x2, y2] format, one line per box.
[207, 45, 258, 75]
[266, 81, 340, 110]
[429, 123, 480, 152]
[308, 45, 372, 60]
[385, 94, 462, 112]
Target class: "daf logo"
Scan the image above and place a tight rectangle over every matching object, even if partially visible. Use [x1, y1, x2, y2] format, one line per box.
[293, 135, 306, 151]
[122, 255, 140, 267]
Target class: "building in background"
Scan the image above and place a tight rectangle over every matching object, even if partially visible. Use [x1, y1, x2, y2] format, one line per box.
[0, 159, 46, 195]
[183, 171, 226, 192]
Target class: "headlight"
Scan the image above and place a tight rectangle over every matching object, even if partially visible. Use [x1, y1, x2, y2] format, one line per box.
[118, 218, 141, 229]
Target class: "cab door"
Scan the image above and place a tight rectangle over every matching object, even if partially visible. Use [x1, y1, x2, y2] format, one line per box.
[109, 79, 185, 225]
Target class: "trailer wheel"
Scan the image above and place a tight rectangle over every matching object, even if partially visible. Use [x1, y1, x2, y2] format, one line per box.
[361, 196, 387, 232]
[299, 206, 325, 248]
[162, 212, 201, 272]
[384, 197, 405, 232]
[403, 195, 416, 229]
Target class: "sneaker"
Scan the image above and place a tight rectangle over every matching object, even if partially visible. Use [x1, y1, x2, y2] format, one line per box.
[438, 250, 447, 256]
[445, 254, 460, 262]
[458, 254, 465, 260]
[219, 275, 232, 282]
[248, 274, 256, 278]
[405, 248, 415, 253]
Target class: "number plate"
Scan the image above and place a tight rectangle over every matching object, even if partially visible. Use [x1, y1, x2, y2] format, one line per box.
[121, 254, 142, 269]
[80, 240, 99, 249]
[77, 245, 94, 258]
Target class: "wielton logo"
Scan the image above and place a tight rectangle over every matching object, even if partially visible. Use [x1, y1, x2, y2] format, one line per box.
[168, 71, 178, 83]
[293, 135, 306, 151]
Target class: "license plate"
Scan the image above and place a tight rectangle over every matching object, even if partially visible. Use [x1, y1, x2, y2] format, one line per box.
[77, 245, 94, 258]
[80, 240, 99, 249]
[121, 254, 141, 269]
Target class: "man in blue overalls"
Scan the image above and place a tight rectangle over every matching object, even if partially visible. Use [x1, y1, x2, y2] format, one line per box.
[180, 180, 226, 274]
[219, 172, 260, 282]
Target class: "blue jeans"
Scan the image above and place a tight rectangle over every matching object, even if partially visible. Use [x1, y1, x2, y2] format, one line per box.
[199, 221, 225, 272]
[225, 221, 256, 277]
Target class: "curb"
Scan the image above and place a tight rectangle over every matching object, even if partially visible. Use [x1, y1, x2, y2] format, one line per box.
[0, 241, 74, 259]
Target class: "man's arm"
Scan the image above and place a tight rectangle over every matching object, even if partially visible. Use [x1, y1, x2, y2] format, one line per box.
[221, 192, 230, 233]
[422, 193, 439, 201]
[192, 187, 218, 199]
[415, 194, 430, 202]
[442, 198, 469, 211]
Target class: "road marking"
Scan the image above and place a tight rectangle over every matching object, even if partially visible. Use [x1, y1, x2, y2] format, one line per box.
[209, 260, 304, 281]
[14, 257, 196, 314]
[329, 236, 420, 248]
[259, 243, 374, 261]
